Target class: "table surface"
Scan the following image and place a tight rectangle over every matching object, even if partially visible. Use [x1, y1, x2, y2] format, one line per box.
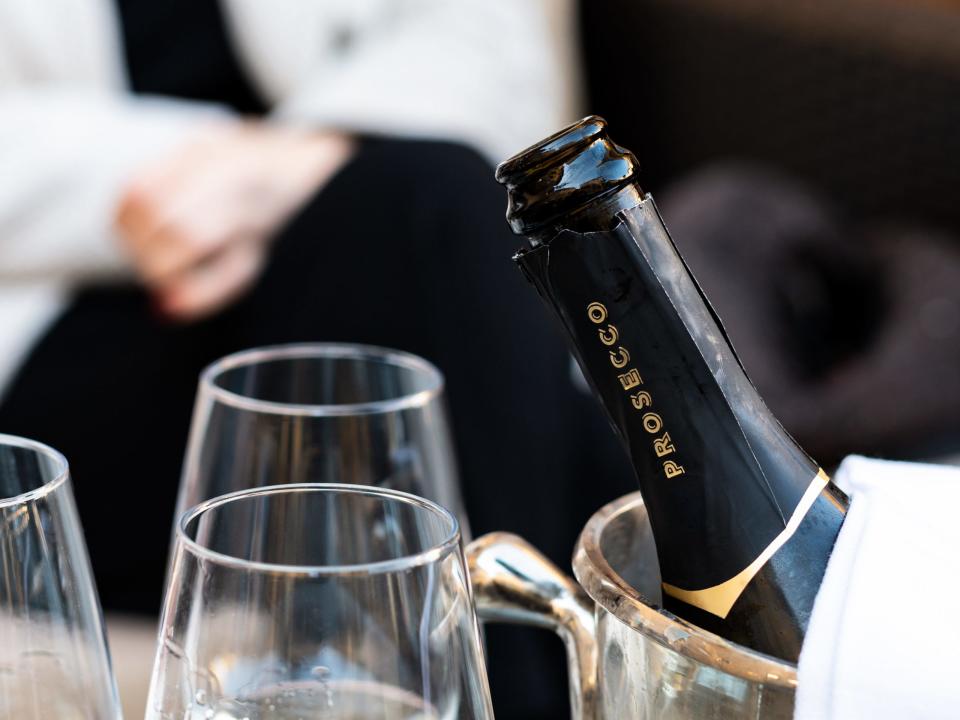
[106, 614, 156, 720]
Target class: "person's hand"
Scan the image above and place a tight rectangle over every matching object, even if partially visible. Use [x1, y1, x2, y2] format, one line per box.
[115, 122, 355, 322]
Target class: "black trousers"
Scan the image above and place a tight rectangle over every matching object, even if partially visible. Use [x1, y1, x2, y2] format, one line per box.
[0, 140, 634, 718]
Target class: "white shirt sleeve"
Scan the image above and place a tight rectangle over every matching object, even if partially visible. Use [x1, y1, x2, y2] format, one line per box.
[0, 88, 228, 283]
[255, 0, 580, 163]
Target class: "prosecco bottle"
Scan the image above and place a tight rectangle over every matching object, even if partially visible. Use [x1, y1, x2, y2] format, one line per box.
[495, 116, 847, 662]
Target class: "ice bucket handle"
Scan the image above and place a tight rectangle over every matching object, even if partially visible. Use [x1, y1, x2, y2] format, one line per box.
[466, 532, 599, 720]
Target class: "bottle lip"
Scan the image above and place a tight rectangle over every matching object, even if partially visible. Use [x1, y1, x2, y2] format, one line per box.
[495, 115, 642, 237]
[495, 115, 609, 183]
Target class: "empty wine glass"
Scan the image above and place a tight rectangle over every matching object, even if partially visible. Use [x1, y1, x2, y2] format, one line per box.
[147, 483, 494, 719]
[177, 344, 468, 535]
[0, 434, 122, 719]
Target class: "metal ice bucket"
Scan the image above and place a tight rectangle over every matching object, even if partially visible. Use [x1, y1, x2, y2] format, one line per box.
[466, 492, 797, 719]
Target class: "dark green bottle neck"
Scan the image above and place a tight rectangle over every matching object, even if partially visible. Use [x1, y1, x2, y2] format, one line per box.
[529, 184, 647, 245]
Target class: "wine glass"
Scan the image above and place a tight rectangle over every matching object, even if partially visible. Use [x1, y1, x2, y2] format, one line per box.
[0, 434, 122, 719]
[147, 483, 494, 719]
[177, 344, 468, 535]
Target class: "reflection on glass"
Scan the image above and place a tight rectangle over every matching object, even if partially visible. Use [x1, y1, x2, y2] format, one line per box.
[0, 434, 122, 719]
[177, 344, 467, 535]
[148, 484, 494, 719]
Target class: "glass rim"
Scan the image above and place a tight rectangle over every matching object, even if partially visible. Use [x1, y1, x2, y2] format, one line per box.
[177, 483, 462, 576]
[573, 491, 799, 686]
[0, 433, 70, 509]
[199, 343, 445, 417]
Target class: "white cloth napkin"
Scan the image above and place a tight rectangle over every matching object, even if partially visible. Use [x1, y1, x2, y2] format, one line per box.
[796, 455, 960, 719]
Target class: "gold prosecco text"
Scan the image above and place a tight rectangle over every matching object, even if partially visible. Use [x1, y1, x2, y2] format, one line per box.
[587, 301, 686, 479]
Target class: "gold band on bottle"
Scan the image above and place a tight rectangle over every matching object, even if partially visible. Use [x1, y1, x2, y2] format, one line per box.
[662, 468, 831, 618]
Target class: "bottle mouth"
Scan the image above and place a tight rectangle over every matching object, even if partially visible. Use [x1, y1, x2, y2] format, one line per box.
[495, 115, 610, 184]
[495, 115, 641, 237]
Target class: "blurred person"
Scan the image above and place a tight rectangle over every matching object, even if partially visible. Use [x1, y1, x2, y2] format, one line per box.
[0, 0, 579, 340]
[0, 2, 628, 718]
